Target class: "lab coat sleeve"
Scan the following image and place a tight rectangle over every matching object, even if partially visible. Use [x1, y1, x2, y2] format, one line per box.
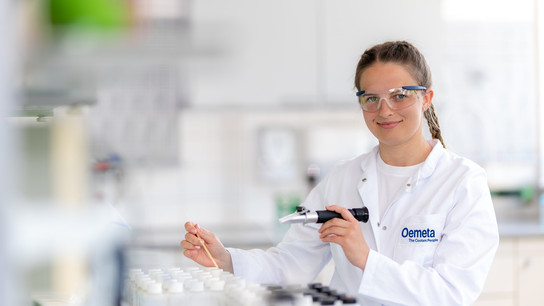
[226, 176, 333, 285]
[359, 169, 499, 305]
[227, 222, 331, 285]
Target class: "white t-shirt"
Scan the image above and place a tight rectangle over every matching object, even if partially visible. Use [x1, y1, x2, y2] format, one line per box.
[376, 152, 422, 219]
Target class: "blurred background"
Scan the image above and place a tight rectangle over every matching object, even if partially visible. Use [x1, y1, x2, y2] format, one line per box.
[2, 0, 544, 305]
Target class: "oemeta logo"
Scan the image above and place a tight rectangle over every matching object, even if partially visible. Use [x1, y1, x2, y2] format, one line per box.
[401, 227, 439, 243]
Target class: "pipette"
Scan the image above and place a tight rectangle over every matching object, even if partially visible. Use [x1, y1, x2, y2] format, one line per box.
[279, 206, 369, 225]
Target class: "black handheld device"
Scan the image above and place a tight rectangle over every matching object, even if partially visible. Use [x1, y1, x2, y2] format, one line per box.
[279, 206, 369, 224]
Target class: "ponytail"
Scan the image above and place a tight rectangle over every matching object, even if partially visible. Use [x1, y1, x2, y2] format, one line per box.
[424, 103, 445, 148]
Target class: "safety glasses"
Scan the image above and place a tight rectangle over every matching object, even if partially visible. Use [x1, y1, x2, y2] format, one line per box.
[356, 86, 427, 112]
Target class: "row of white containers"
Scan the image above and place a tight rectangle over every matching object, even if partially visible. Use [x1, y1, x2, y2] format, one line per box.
[123, 266, 316, 306]
[123, 266, 364, 306]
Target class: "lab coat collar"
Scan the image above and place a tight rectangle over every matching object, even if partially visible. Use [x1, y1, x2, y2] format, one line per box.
[358, 145, 380, 173]
[414, 139, 444, 184]
[357, 149, 380, 251]
[359, 139, 445, 191]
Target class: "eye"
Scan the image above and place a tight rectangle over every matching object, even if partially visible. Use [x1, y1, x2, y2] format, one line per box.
[390, 90, 412, 102]
[363, 96, 378, 104]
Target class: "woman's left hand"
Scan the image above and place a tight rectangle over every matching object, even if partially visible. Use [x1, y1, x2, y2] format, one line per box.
[318, 205, 370, 270]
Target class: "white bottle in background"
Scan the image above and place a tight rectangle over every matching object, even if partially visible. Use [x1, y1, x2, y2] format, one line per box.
[223, 278, 248, 306]
[166, 281, 188, 306]
[186, 279, 208, 305]
[140, 281, 166, 306]
[125, 269, 143, 305]
[126, 271, 145, 305]
[134, 275, 153, 306]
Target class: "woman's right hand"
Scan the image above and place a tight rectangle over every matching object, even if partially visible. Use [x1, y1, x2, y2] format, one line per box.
[180, 222, 234, 273]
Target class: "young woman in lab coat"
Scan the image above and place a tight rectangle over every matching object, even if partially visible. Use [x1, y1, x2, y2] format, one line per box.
[181, 41, 499, 305]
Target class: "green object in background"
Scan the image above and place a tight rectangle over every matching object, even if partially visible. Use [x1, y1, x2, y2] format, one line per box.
[520, 185, 534, 203]
[48, 0, 129, 30]
[491, 185, 535, 204]
[275, 194, 302, 220]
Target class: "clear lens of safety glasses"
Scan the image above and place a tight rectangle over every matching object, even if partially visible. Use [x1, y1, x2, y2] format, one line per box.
[356, 86, 427, 112]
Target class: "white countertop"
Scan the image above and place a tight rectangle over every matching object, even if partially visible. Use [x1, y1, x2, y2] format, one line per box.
[498, 221, 544, 237]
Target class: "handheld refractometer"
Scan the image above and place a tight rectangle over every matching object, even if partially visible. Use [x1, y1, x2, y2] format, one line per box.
[279, 205, 369, 225]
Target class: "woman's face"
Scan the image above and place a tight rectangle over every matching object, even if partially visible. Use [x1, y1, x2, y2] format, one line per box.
[358, 62, 432, 148]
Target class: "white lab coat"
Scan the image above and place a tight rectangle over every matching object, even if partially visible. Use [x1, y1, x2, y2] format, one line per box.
[227, 140, 499, 306]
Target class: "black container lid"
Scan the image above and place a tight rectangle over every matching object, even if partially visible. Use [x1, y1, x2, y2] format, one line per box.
[319, 297, 337, 305]
[340, 295, 358, 304]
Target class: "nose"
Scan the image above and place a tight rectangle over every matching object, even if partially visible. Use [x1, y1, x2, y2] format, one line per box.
[377, 97, 394, 117]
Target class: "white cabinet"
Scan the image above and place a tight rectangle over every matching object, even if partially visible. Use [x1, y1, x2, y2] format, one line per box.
[475, 238, 516, 306]
[517, 238, 544, 305]
[475, 236, 544, 306]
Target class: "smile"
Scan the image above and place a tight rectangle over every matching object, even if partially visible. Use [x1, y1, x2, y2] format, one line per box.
[378, 121, 401, 129]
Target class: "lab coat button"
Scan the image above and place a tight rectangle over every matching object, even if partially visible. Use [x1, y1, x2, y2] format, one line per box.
[362, 178, 367, 182]
[382, 226, 387, 231]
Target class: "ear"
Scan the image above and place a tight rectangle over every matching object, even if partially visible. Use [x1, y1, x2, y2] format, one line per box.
[422, 89, 434, 111]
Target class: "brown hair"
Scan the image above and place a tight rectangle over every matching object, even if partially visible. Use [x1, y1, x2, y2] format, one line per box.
[354, 41, 445, 148]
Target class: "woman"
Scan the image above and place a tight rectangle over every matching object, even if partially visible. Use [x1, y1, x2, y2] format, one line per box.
[181, 41, 499, 305]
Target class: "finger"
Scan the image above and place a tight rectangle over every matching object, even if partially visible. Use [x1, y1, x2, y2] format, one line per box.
[318, 219, 337, 233]
[319, 226, 349, 238]
[180, 239, 200, 250]
[195, 224, 216, 244]
[318, 217, 347, 233]
[325, 205, 355, 221]
[185, 233, 202, 246]
[320, 235, 344, 245]
[320, 224, 348, 235]
[183, 249, 199, 260]
[325, 205, 357, 222]
[185, 221, 197, 234]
